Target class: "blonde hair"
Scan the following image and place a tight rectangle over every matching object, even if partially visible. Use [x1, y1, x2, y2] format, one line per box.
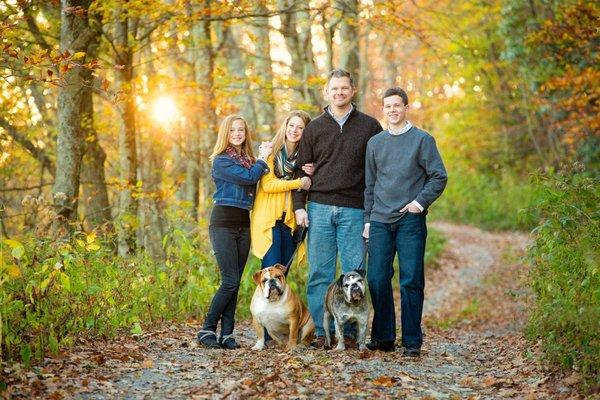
[209, 114, 255, 162]
[271, 110, 312, 156]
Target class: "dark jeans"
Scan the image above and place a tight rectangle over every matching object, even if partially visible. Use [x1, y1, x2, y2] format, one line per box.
[367, 213, 427, 348]
[202, 226, 250, 337]
[261, 220, 295, 270]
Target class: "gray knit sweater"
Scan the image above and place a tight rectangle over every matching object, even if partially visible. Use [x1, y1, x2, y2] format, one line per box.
[364, 127, 448, 224]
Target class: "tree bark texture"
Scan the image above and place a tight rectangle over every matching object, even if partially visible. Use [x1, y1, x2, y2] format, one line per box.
[278, 0, 320, 109]
[80, 87, 112, 230]
[136, 37, 166, 260]
[219, 23, 256, 127]
[251, 1, 275, 140]
[79, 27, 111, 230]
[188, 0, 217, 218]
[336, 0, 360, 99]
[114, 5, 139, 256]
[53, 0, 96, 225]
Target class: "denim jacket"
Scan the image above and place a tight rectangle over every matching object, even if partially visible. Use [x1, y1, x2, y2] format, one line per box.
[212, 154, 270, 210]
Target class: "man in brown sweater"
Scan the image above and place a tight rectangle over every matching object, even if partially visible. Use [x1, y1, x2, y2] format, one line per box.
[293, 69, 383, 347]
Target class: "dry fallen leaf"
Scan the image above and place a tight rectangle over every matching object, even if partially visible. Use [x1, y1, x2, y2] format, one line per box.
[372, 375, 396, 387]
[562, 373, 582, 386]
[482, 375, 497, 387]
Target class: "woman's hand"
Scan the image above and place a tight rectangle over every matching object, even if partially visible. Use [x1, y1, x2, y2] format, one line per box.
[302, 163, 314, 176]
[258, 141, 273, 160]
[300, 176, 311, 191]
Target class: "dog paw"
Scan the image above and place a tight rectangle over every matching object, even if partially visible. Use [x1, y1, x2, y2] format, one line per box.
[358, 344, 367, 351]
[252, 343, 265, 351]
[334, 344, 346, 351]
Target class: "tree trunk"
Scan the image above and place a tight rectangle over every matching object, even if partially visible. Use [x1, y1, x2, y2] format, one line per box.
[53, 0, 95, 229]
[136, 37, 166, 260]
[278, 0, 320, 110]
[337, 0, 360, 98]
[80, 29, 111, 230]
[381, 35, 398, 85]
[251, 1, 275, 140]
[80, 88, 112, 230]
[320, 11, 336, 74]
[189, 0, 217, 219]
[219, 23, 256, 127]
[114, 5, 138, 256]
[357, 23, 370, 111]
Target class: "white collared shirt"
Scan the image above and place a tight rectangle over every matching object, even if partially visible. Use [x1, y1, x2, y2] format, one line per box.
[388, 120, 413, 136]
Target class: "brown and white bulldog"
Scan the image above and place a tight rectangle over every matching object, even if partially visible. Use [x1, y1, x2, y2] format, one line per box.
[250, 264, 314, 351]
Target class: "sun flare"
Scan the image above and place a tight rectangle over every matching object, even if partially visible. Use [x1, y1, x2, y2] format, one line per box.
[151, 96, 178, 126]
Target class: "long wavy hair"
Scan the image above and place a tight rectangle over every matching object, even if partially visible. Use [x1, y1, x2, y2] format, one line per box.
[209, 114, 255, 162]
[271, 110, 312, 156]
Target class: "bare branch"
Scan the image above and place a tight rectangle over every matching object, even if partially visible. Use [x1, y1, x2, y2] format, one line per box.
[0, 117, 55, 176]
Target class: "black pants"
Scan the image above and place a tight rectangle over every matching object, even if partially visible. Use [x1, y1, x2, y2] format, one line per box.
[202, 226, 250, 336]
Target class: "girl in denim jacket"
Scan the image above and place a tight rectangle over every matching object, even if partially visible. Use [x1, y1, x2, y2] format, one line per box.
[198, 114, 272, 349]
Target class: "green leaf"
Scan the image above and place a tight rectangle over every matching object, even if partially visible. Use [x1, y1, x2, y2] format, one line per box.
[59, 272, 71, 292]
[130, 322, 143, 335]
[48, 333, 59, 354]
[20, 344, 32, 366]
[40, 277, 52, 292]
[11, 246, 24, 260]
[86, 285, 101, 295]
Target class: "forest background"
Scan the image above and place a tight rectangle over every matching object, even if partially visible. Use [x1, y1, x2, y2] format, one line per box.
[0, 0, 598, 390]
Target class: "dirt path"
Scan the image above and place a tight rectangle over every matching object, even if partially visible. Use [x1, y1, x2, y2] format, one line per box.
[4, 223, 585, 399]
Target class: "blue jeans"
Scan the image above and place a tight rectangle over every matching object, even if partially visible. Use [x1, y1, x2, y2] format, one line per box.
[262, 219, 295, 270]
[306, 202, 365, 337]
[367, 213, 427, 348]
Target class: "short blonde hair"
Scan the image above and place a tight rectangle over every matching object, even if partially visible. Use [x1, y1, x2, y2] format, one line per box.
[271, 110, 312, 156]
[209, 114, 255, 162]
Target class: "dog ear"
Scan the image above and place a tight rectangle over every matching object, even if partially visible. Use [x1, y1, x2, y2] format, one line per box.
[274, 263, 288, 276]
[355, 268, 366, 278]
[337, 274, 345, 289]
[253, 270, 263, 285]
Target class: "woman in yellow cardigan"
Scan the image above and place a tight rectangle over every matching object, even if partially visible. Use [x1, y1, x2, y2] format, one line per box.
[251, 110, 312, 269]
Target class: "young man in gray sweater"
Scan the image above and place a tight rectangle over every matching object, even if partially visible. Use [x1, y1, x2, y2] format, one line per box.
[363, 87, 447, 356]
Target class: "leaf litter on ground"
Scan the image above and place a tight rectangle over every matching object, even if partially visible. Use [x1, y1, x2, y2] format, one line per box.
[1, 222, 590, 399]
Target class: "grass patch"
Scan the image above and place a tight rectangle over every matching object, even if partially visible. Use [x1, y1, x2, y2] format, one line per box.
[429, 297, 481, 329]
[431, 168, 540, 231]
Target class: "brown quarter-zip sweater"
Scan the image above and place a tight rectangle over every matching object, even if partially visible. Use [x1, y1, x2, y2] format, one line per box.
[293, 106, 383, 210]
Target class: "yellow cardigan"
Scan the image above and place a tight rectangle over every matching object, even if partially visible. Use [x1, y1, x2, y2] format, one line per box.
[250, 156, 306, 264]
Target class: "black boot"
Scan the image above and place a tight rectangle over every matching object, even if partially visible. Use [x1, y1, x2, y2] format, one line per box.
[197, 330, 220, 349]
[365, 340, 395, 352]
[219, 334, 240, 350]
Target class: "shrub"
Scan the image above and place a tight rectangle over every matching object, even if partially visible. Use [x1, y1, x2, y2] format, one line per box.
[526, 164, 600, 387]
[0, 227, 218, 365]
[432, 168, 540, 231]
